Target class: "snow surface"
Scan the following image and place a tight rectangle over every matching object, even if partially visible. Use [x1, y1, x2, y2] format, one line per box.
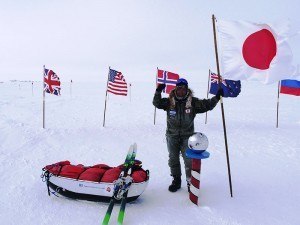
[0, 78, 299, 225]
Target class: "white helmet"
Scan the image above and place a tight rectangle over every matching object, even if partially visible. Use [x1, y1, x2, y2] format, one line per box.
[188, 132, 209, 151]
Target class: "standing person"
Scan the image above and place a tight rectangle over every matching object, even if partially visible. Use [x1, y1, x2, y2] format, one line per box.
[153, 78, 223, 192]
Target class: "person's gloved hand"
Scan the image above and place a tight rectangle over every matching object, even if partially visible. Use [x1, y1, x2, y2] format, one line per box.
[216, 88, 224, 100]
[156, 83, 166, 93]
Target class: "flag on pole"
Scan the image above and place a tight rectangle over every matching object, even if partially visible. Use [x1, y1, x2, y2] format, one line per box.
[157, 69, 180, 94]
[209, 72, 241, 97]
[107, 69, 128, 96]
[217, 20, 296, 84]
[44, 68, 61, 95]
[280, 79, 300, 96]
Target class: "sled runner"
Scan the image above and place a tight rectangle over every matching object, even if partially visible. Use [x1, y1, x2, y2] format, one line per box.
[41, 160, 149, 203]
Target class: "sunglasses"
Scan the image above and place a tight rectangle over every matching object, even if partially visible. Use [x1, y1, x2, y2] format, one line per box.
[176, 85, 187, 90]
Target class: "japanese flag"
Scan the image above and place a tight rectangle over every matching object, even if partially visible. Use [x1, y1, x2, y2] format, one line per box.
[217, 20, 296, 84]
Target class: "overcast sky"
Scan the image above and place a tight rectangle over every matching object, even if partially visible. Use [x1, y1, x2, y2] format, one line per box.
[0, 0, 299, 82]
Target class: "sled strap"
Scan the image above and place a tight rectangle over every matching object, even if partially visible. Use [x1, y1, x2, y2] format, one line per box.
[41, 170, 51, 196]
[50, 187, 62, 197]
[76, 167, 88, 181]
[46, 172, 51, 196]
[57, 165, 64, 176]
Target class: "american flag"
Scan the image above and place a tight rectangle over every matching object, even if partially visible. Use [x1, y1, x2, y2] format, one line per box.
[107, 69, 127, 96]
[44, 68, 61, 96]
[209, 71, 241, 98]
[157, 69, 180, 94]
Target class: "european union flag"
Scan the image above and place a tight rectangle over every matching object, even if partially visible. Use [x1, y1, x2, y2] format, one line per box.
[209, 72, 241, 98]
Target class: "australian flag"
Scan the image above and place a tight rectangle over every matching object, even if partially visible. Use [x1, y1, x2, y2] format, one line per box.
[44, 67, 61, 96]
[209, 71, 241, 98]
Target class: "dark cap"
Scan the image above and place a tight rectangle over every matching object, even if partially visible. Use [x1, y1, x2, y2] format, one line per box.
[176, 78, 188, 87]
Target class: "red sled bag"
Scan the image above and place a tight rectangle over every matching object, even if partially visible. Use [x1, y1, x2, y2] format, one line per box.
[41, 160, 149, 203]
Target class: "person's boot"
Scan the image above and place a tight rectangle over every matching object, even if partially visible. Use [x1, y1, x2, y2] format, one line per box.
[168, 176, 181, 192]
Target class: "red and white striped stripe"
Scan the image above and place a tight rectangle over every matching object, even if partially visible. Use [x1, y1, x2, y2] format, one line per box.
[189, 159, 201, 205]
[107, 73, 127, 96]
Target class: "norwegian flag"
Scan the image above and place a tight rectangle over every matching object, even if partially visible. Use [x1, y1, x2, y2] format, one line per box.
[107, 69, 127, 96]
[157, 69, 180, 94]
[209, 71, 241, 98]
[44, 68, 61, 96]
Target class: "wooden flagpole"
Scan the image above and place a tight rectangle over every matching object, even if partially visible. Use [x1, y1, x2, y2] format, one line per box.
[43, 65, 45, 129]
[103, 67, 110, 127]
[205, 69, 211, 124]
[276, 81, 281, 128]
[154, 67, 158, 125]
[212, 14, 233, 197]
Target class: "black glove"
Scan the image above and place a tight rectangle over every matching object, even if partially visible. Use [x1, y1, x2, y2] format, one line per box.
[216, 88, 224, 100]
[156, 83, 166, 93]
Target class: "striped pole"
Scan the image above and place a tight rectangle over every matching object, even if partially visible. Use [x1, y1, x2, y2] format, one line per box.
[186, 149, 210, 205]
[189, 159, 202, 205]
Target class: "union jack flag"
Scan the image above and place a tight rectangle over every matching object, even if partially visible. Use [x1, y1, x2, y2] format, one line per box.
[107, 69, 127, 96]
[209, 71, 241, 98]
[44, 68, 61, 96]
[157, 69, 180, 94]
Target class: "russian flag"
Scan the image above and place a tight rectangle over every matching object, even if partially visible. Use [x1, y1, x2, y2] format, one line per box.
[280, 79, 300, 96]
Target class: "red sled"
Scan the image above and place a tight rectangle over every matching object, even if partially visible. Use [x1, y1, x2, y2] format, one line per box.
[41, 160, 149, 203]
